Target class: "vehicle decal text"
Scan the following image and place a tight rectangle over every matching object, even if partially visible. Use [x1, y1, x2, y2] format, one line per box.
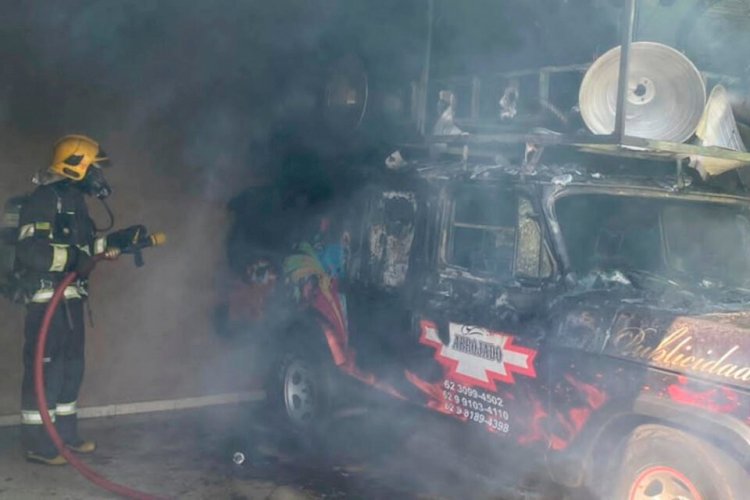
[420, 320, 537, 390]
[442, 379, 511, 434]
[612, 325, 750, 384]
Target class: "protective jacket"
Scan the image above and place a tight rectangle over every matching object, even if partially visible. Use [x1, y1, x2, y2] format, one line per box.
[17, 178, 105, 458]
[16, 180, 105, 303]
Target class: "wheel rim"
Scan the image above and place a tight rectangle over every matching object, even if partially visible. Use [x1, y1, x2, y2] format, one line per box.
[283, 359, 318, 427]
[628, 466, 703, 500]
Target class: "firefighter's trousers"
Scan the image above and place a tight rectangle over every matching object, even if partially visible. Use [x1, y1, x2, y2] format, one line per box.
[20, 299, 85, 456]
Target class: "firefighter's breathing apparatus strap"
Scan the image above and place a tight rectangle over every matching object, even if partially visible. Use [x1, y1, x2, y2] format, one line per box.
[93, 198, 114, 233]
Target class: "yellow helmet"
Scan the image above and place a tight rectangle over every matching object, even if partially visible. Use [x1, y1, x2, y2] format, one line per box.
[49, 135, 111, 181]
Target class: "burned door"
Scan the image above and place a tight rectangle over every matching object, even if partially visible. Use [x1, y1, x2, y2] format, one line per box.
[406, 182, 554, 445]
[346, 188, 423, 381]
[364, 191, 418, 288]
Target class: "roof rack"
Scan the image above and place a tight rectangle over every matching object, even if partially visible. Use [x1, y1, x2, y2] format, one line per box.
[415, 0, 750, 176]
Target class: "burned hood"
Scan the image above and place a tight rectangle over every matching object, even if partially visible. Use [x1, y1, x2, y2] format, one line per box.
[564, 269, 750, 312]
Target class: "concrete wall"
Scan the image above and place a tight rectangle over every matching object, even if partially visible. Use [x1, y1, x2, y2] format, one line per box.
[0, 134, 262, 416]
[0, 0, 414, 417]
[0, 2, 333, 418]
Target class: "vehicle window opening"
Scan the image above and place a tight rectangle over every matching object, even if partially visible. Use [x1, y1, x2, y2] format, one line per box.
[447, 186, 516, 278]
[662, 204, 750, 284]
[556, 194, 750, 288]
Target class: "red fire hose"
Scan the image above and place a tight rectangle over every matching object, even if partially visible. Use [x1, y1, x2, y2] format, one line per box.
[34, 251, 169, 499]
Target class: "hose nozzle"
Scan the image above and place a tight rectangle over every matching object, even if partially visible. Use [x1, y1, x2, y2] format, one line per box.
[125, 231, 166, 268]
[148, 232, 167, 247]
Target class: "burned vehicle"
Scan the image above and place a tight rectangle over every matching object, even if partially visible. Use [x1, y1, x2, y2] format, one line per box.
[253, 155, 749, 498]
[224, 4, 750, 496]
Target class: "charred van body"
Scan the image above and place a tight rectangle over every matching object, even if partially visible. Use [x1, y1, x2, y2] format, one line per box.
[223, 19, 750, 496]
[226, 155, 750, 497]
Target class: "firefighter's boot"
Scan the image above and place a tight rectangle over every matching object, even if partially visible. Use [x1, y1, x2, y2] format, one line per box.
[26, 451, 68, 466]
[22, 424, 67, 466]
[56, 413, 97, 454]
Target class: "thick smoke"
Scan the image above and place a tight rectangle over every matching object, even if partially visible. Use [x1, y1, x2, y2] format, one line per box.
[1, 1, 747, 498]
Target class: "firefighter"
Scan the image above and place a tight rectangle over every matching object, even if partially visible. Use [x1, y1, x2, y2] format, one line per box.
[16, 135, 142, 465]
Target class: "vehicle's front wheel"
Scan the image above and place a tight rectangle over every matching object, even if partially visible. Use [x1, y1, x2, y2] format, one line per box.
[267, 343, 331, 436]
[612, 424, 747, 500]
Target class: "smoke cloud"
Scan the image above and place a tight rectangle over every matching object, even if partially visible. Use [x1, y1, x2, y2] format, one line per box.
[1, 1, 748, 498]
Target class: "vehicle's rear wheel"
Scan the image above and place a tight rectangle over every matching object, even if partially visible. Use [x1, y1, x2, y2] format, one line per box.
[612, 424, 747, 500]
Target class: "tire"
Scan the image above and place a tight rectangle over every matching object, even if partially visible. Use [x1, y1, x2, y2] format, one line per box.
[266, 342, 332, 437]
[611, 424, 748, 500]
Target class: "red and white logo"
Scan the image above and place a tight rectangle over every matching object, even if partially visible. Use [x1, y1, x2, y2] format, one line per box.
[420, 320, 537, 390]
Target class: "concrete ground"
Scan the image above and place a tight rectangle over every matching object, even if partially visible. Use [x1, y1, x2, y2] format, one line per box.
[0, 401, 566, 500]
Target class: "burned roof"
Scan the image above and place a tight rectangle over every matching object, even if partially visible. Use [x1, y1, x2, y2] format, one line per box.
[386, 147, 750, 200]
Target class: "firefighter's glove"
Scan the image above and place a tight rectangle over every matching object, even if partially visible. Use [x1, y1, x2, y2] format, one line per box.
[103, 247, 121, 260]
[68, 247, 96, 278]
[107, 225, 146, 251]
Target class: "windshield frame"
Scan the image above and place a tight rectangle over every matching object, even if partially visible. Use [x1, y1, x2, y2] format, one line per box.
[545, 183, 750, 281]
